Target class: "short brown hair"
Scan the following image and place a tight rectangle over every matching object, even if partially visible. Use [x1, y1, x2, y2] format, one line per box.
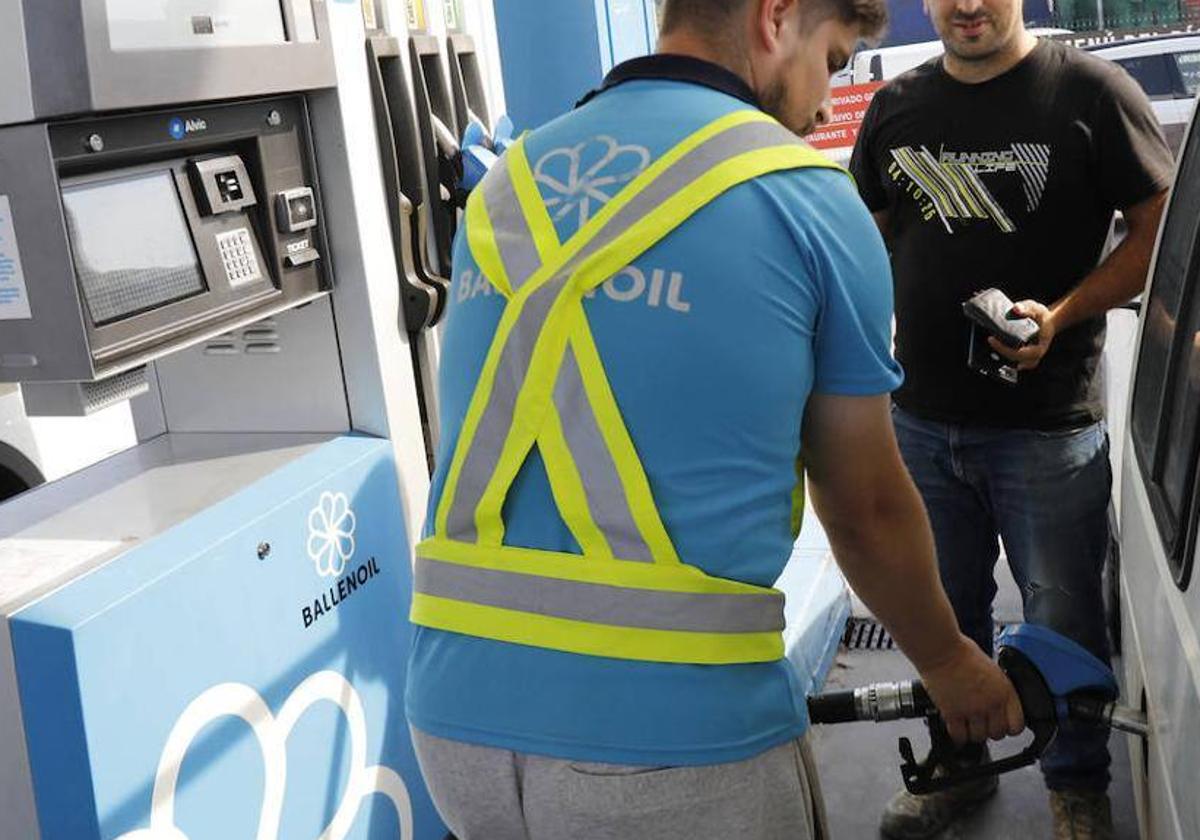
[660, 0, 750, 36]
[660, 0, 888, 43]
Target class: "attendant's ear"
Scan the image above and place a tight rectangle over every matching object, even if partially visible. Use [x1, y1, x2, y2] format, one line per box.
[754, 0, 803, 54]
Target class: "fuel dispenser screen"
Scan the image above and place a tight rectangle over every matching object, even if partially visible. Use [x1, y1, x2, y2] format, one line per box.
[63, 172, 207, 325]
[105, 0, 288, 51]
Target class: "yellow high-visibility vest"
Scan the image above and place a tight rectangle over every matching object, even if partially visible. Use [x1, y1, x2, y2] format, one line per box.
[411, 110, 846, 665]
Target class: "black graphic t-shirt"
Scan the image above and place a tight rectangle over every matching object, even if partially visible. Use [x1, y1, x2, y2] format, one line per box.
[851, 39, 1173, 429]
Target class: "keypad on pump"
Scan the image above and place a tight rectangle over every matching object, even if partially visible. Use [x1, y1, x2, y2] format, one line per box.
[216, 228, 262, 288]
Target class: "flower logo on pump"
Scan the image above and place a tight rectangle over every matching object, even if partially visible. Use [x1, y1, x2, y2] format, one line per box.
[307, 491, 356, 578]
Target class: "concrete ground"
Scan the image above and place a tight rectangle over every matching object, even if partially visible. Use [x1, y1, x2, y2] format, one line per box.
[811, 561, 1139, 839]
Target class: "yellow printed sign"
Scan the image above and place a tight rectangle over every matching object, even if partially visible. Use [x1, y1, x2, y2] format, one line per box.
[405, 0, 427, 31]
[361, 0, 378, 30]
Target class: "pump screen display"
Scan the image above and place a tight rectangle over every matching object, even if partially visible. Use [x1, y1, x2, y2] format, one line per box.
[106, 1, 287, 51]
[63, 172, 207, 326]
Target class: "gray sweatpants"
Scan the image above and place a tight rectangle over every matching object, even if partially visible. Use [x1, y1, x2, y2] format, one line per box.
[412, 727, 828, 840]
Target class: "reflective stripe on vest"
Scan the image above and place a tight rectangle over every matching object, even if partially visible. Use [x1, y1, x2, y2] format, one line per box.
[412, 109, 846, 665]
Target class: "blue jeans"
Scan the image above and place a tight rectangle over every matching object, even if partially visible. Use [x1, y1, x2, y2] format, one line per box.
[892, 407, 1112, 792]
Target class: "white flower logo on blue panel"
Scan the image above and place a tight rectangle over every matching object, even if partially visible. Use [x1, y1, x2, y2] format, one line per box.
[307, 491, 356, 578]
[534, 135, 650, 227]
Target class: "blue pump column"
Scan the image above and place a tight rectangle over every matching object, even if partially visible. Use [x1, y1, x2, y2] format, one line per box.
[491, 0, 659, 131]
[4, 435, 444, 839]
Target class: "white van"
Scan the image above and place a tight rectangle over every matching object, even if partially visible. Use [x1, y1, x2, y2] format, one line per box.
[1089, 35, 1200, 153]
[0, 385, 137, 503]
[849, 28, 1071, 85]
[848, 32, 1198, 154]
[1116, 100, 1200, 839]
[849, 39, 945, 85]
[0, 385, 42, 502]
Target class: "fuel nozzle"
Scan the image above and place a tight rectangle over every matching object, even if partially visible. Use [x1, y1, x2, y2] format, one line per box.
[805, 623, 1138, 795]
[808, 680, 933, 725]
[1067, 695, 1150, 738]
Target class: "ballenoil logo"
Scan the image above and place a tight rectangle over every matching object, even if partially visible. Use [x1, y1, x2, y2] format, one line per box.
[456, 263, 692, 314]
[302, 491, 381, 629]
[168, 117, 208, 140]
[582, 264, 691, 313]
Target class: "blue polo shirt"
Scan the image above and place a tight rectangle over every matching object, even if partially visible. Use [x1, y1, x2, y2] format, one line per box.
[405, 68, 903, 767]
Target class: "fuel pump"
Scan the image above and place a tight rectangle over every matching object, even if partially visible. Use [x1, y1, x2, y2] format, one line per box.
[0, 3, 444, 836]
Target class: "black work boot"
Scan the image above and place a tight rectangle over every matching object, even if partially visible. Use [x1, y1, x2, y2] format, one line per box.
[1049, 789, 1114, 840]
[879, 745, 998, 840]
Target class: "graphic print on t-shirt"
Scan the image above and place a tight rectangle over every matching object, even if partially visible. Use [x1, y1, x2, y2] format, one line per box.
[534, 135, 651, 226]
[886, 143, 1051, 234]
